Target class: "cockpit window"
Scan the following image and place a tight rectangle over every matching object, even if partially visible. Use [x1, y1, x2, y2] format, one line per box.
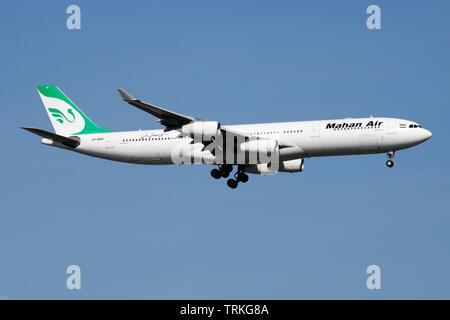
[409, 124, 422, 128]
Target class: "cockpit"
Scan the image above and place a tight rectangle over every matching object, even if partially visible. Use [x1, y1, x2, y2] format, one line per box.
[409, 124, 422, 128]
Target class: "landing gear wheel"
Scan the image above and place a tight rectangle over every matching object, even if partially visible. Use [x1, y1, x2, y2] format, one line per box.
[222, 164, 233, 173]
[210, 169, 221, 179]
[237, 172, 249, 183]
[227, 179, 238, 189]
[221, 164, 233, 178]
[386, 160, 394, 168]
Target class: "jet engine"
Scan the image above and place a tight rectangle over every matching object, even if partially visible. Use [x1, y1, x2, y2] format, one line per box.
[244, 158, 304, 175]
[243, 163, 278, 175]
[239, 139, 278, 164]
[181, 121, 220, 140]
[240, 139, 277, 154]
[279, 158, 304, 172]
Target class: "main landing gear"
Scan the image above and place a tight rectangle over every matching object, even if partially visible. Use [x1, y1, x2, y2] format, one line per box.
[210, 164, 233, 179]
[386, 150, 395, 168]
[210, 165, 249, 189]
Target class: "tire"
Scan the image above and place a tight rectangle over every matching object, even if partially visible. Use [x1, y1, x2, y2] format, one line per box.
[386, 160, 394, 168]
[227, 179, 238, 189]
[210, 169, 221, 179]
[221, 171, 230, 178]
[237, 172, 249, 183]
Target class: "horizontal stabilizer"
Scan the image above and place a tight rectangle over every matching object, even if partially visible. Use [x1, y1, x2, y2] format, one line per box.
[21, 127, 80, 148]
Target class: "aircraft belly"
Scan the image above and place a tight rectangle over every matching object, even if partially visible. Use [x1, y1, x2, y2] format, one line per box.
[358, 133, 379, 150]
[118, 143, 159, 161]
[300, 132, 382, 157]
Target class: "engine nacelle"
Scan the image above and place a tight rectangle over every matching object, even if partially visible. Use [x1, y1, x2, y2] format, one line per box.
[279, 158, 304, 173]
[181, 121, 220, 140]
[244, 159, 304, 175]
[239, 139, 278, 163]
[243, 163, 277, 175]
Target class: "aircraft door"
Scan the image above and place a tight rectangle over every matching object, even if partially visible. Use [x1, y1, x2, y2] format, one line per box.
[379, 121, 397, 148]
[105, 135, 115, 149]
[311, 123, 321, 138]
[387, 121, 397, 134]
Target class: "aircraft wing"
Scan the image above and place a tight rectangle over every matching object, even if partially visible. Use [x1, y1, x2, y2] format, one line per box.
[118, 89, 197, 130]
[117, 89, 253, 141]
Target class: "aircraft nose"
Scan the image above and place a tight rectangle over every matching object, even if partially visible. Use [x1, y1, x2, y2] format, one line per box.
[421, 128, 432, 141]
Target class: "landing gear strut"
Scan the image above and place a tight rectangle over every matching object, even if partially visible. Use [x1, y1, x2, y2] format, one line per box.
[386, 150, 395, 168]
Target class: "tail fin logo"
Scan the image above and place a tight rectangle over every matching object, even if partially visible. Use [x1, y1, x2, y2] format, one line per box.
[48, 108, 76, 124]
[38, 85, 111, 135]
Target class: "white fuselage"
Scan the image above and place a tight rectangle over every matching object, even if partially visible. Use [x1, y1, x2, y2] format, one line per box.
[43, 117, 432, 165]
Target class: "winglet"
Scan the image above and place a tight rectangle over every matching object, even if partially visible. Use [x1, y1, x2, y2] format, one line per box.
[117, 88, 136, 102]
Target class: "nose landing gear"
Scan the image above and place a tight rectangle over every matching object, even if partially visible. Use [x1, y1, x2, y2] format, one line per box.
[386, 150, 395, 168]
[386, 159, 394, 168]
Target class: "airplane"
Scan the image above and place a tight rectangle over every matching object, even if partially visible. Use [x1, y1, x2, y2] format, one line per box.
[22, 85, 432, 189]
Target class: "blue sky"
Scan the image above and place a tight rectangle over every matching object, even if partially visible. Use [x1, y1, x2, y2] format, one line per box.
[0, 0, 449, 299]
